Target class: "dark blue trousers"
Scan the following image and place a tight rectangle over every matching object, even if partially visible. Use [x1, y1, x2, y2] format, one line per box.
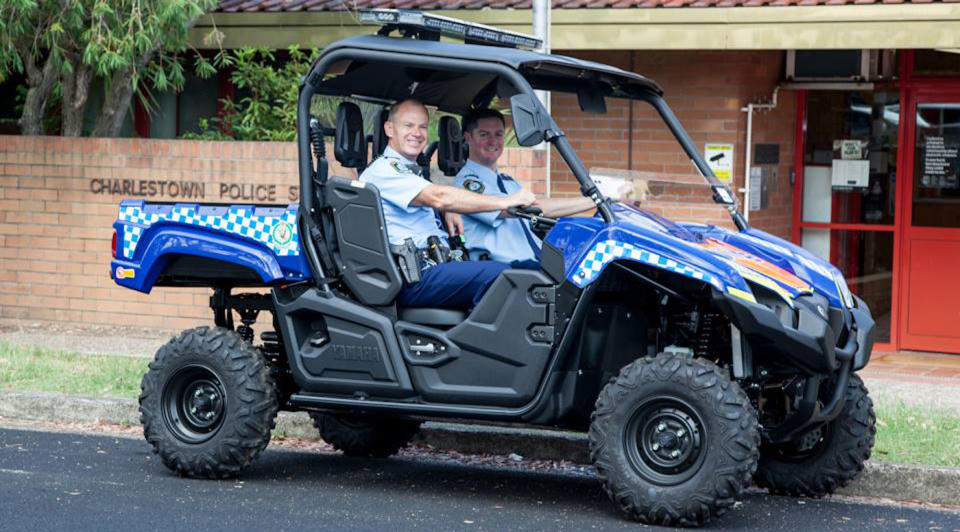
[398, 260, 510, 310]
[510, 259, 541, 270]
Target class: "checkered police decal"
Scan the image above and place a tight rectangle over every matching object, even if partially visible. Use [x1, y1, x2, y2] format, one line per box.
[118, 204, 299, 260]
[573, 240, 720, 289]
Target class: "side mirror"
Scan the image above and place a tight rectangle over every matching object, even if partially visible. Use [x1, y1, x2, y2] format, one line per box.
[510, 94, 547, 147]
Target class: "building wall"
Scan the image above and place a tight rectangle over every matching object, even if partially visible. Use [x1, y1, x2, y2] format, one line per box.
[549, 50, 797, 237]
[0, 50, 798, 330]
[0, 136, 545, 330]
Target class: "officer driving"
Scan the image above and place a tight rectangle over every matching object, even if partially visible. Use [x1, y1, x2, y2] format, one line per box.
[359, 99, 536, 310]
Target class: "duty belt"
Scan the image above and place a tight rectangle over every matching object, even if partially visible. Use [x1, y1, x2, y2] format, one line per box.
[390, 237, 463, 285]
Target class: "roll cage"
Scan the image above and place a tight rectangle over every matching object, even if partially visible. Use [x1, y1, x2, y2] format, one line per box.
[295, 10, 746, 282]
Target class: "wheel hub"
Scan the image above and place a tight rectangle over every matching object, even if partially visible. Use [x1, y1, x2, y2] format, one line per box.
[642, 408, 700, 468]
[184, 381, 223, 426]
[624, 397, 707, 486]
[161, 365, 227, 444]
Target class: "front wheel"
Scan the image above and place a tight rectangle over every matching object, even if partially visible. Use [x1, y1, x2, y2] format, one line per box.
[589, 353, 759, 527]
[140, 327, 278, 479]
[755, 374, 876, 497]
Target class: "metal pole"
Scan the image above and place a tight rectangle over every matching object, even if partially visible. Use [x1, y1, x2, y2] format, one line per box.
[532, 0, 551, 197]
[742, 104, 753, 223]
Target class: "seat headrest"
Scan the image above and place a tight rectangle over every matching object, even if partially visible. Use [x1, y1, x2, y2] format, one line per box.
[371, 107, 390, 159]
[437, 115, 466, 177]
[335, 102, 367, 169]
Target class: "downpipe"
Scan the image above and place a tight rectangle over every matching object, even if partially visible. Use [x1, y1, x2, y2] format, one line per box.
[739, 87, 780, 223]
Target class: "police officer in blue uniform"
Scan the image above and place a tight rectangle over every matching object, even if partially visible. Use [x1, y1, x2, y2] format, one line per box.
[453, 108, 596, 268]
[360, 99, 536, 310]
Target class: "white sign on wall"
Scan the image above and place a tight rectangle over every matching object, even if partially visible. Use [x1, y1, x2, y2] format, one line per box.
[705, 143, 734, 183]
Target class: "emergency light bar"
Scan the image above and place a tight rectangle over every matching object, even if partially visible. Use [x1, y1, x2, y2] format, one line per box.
[359, 9, 543, 50]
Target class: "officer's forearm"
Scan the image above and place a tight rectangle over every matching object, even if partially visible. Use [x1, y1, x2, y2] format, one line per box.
[537, 197, 596, 218]
[414, 184, 508, 213]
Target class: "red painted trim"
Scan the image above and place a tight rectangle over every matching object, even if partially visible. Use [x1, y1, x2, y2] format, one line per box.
[791, 90, 806, 245]
[897, 81, 960, 353]
[873, 341, 894, 353]
[887, 50, 913, 351]
[797, 222, 895, 232]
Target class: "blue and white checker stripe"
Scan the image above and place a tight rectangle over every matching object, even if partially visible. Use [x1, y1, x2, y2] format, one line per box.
[118, 205, 300, 260]
[572, 239, 721, 289]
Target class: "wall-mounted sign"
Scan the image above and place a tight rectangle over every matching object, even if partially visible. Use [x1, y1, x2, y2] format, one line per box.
[831, 159, 870, 190]
[920, 135, 960, 189]
[837, 139, 866, 160]
[89, 178, 300, 202]
[705, 143, 734, 183]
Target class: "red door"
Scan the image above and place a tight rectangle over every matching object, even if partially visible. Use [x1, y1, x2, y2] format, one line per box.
[900, 89, 960, 353]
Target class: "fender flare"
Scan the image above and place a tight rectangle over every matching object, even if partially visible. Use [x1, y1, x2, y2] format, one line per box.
[130, 227, 284, 292]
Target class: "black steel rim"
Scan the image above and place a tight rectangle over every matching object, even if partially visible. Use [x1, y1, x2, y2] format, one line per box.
[161, 365, 227, 444]
[623, 395, 706, 486]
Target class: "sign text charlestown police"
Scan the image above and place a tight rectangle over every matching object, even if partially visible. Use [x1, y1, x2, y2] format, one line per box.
[89, 178, 300, 202]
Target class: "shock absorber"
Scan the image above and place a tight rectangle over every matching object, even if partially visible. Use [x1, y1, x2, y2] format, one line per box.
[236, 307, 259, 345]
[695, 311, 724, 359]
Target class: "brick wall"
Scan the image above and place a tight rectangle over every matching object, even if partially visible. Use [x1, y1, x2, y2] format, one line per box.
[549, 50, 797, 238]
[0, 135, 545, 330]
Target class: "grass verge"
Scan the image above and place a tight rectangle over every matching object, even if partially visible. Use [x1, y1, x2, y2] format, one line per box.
[0, 341, 146, 400]
[2, 341, 959, 468]
[873, 402, 960, 468]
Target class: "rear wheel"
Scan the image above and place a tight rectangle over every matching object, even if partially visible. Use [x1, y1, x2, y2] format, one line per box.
[589, 353, 759, 527]
[756, 374, 876, 497]
[140, 327, 278, 479]
[311, 413, 421, 458]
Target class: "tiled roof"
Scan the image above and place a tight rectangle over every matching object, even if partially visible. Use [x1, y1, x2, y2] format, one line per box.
[217, 0, 958, 11]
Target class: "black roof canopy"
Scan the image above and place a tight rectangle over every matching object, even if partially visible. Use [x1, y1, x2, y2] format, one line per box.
[309, 35, 663, 113]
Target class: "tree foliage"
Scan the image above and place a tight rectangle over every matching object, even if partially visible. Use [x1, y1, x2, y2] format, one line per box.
[184, 46, 320, 142]
[184, 46, 519, 145]
[0, 0, 217, 137]
[186, 46, 454, 143]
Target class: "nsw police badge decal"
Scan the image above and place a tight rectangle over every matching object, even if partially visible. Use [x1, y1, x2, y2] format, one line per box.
[463, 178, 485, 193]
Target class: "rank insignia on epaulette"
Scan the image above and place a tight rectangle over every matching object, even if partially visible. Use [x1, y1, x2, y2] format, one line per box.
[463, 178, 484, 193]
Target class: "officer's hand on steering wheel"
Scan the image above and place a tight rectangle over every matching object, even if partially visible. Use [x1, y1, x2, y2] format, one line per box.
[507, 205, 557, 229]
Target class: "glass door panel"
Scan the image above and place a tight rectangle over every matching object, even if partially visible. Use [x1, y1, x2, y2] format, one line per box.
[912, 103, 960, 228]
[802, 91, 898, 225]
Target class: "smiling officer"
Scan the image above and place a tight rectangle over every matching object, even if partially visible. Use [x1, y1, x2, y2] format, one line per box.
[359, 99, 536, 310]
[453, 108, 596, 268]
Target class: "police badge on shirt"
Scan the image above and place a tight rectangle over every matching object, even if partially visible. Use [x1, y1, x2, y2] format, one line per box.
[389, 159, 417, 175]
[462, 176, 485, 194]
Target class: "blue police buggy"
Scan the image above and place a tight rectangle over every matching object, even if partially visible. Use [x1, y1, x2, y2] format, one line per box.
[111, 11, 877, 526]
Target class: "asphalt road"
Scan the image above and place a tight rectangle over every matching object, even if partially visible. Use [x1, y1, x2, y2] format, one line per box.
[1, 427, 958, 532]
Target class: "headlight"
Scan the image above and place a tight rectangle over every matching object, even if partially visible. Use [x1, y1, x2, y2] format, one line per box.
[832, 269, 855, 309]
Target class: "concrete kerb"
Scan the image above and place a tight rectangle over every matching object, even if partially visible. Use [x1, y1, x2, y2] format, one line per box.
[1, 390, 957, 506]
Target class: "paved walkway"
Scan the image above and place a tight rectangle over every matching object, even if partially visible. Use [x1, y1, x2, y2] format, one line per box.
[860, 349, 960, 410]
[3, 319, 959, 409]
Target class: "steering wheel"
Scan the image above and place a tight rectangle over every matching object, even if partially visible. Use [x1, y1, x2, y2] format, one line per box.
[507, 206, 557, 230]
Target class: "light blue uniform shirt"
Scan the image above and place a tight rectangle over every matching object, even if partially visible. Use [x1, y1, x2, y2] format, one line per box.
[453, 159, 541, 264]
[359, 146, 445, 248]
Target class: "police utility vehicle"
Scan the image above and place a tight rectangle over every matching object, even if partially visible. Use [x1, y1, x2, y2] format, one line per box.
[111, 11, 876, 526]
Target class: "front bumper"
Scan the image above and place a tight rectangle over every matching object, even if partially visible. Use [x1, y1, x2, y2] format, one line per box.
[713, 289, 875, 443]
[713, 290, 875, 376]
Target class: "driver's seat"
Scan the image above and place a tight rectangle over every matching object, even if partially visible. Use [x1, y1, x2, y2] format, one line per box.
[322, 103, 468, 327]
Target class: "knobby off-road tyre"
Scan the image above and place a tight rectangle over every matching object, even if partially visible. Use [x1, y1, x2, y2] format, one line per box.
[589, 353, 760, 527]
[311, 413, 421, 458]
[755, 373, 876, 497]
[140, 327, 278, 479]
